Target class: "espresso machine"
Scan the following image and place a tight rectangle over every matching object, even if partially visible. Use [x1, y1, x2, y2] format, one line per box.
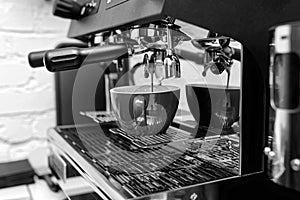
[27, 0, 300, 199]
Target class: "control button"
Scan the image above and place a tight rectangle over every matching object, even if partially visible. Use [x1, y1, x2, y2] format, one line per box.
[190, 193, 198, 200]
[290, 158, 300, 171]
[264, 147, 276, 159]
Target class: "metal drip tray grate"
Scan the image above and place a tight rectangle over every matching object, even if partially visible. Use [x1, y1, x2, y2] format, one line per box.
[55, 123, 240, 197]
[108, 127, 192, 149]
[80, 111, 117, 124]
[80, 111, 193, 148]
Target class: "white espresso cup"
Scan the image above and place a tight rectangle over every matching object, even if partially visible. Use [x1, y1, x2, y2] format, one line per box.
[110, 85, 180, 137]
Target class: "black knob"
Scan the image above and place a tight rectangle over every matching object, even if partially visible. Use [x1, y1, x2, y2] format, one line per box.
[53, 0, 83, 19]
[28, 50, 46, 68]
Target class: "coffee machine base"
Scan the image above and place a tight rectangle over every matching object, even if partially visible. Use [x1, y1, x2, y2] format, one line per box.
[48, 115, 241, 200]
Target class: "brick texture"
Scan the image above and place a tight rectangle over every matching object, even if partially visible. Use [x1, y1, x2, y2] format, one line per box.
[0, 0, 70, 162]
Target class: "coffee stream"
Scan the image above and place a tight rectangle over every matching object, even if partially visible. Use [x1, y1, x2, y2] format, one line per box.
[148, 59, 155, 93]
[150, 68, 154, 92]
[226, 70, 231, 89]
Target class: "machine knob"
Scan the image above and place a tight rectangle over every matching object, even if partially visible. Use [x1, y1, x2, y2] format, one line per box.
[53, 0, 86, 19]
[290, 158, 300, 171]
[264, 147, 276, 159]
[28, 50, 46, 68]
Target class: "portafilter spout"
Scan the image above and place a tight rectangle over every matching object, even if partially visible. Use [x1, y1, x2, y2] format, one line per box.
[140, 23, 183, 87]
[191, 32, 241, 77]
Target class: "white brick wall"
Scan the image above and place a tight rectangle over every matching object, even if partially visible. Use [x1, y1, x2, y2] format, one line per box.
[0, 0, 70, 162]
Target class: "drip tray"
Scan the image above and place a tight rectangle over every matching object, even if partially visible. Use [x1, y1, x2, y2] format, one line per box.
[50, 121, 240, 198]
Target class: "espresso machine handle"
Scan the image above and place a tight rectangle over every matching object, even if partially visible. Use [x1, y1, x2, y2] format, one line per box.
[28, 42, 88, 68]
[44, 45, 128, 72]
